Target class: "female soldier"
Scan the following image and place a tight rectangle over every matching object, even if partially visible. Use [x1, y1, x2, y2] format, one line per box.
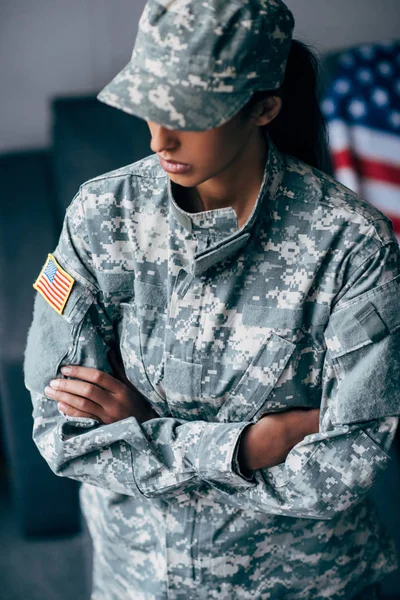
[24, 1, 400, 598]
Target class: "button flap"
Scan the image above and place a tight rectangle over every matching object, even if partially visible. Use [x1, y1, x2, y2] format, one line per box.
[326, 274, 400, 358]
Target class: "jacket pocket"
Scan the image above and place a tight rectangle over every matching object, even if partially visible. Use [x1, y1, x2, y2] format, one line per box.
[24, 280, 103, 430]
[119, 301, 169, 417]
[216, 332, 296, 423]
[24, 294, 77, 395]
[163, 356, 205, 420]
[325, 274, 400, 425]
[24, 280, 94, 395]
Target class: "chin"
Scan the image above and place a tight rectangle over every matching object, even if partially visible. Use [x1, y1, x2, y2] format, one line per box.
[168, 172, 197, 186]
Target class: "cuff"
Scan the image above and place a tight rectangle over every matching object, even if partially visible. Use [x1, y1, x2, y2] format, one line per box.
[57, 405, 101, 440]
[232, 423, 256, 482]
[196, 422, 257, 488]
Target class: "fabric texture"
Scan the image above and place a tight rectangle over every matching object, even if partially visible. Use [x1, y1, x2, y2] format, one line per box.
[24, 136, 400, 599]
[97, 0, 294, 130]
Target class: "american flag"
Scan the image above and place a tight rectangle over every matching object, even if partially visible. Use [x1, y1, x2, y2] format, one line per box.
[322, 40, 400, 242]
[33, 254, 75, 315]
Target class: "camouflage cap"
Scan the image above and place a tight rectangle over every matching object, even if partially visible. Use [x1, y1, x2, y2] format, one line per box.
[97, 0, 295, 131]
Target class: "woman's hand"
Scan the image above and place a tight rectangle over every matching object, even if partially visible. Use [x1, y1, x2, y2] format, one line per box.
[237, 408, 320, 472]
[44, 347, 159, 425]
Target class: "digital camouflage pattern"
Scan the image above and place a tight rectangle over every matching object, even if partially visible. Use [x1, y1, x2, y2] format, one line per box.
[97, 0, 295, 130]
[24, 135, 400, 599]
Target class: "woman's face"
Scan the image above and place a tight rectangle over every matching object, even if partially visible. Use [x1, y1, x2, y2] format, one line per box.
[146, 97, 280, 190]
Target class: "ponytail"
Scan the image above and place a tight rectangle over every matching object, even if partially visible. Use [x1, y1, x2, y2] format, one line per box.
[240, 39, 330, 172]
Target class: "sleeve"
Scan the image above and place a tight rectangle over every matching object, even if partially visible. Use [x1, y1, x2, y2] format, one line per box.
[173, 236, 400, 519]
[24, 197, 400, 515]
[23, 189, 253, 500]
[24, 190, 144, 496]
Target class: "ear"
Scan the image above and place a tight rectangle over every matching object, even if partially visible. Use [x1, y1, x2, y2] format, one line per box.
[253, 96, 282, 127]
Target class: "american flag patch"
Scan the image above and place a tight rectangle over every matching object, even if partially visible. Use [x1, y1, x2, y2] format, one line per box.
[33, 253, 75, 315]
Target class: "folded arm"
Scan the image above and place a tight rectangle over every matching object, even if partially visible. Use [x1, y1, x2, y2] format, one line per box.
[24, 192, 400, 517]
[25, 277, 399, 517]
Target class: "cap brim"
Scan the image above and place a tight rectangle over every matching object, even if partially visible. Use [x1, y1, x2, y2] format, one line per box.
[97, 60, 253, 131]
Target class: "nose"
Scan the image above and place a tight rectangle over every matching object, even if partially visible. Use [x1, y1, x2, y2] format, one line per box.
[149, 122, 178, 155]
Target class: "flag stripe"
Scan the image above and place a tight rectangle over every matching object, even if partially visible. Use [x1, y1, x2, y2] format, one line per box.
[333, 150, 400, 186]
[55, 271, 71, 289]
[333, 167, 360, 194]
[38, 277, 64, 308]
[328, 122, 400, 166]
[383, 212, 400, 233]
[53, 273, 70, 294]
[36, 281, 63, 310]
[42, 274, 65, 303]
[360, 180, 400, 223]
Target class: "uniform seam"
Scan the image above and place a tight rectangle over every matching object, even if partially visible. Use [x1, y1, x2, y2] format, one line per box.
[280, 190, 392, 237]
[61, 189, 102, 293]
[331, 273, 400, 314]
[128, 444, 146, 497]
[282, 162, 393, 229]
[195, 423, 211, 478]
[349, 237, 392, 271]
[78, 165, 166, 187]
[357, 428, 392, 460]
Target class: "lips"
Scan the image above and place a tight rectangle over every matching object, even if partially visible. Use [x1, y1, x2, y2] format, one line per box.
[160, 157, 189, 165]
[159, 157, 192, 174]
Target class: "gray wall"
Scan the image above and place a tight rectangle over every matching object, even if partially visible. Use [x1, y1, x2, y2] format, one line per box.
[1, 0, 399, 153]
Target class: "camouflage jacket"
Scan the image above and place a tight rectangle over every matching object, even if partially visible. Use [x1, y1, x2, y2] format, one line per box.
[24, 137, 400, 599]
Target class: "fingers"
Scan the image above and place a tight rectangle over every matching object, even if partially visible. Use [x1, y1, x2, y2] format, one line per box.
[44, 384, 106, 420]
[58, 402, 102, 422]
[46, 376, 112, 408]
[59, 364, 120, 394]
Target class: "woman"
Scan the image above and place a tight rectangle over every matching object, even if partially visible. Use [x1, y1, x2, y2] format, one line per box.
[24, 1, 400, 598]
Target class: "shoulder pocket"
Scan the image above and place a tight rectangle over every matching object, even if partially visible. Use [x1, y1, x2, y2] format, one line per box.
[325, 274, 400, 425]
[24, 277, 95, 395]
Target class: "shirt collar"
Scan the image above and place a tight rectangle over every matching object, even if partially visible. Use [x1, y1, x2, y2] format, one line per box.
[168, 133, 286, 275]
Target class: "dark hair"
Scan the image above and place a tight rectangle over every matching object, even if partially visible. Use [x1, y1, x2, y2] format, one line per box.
[240, 39, 330, 172]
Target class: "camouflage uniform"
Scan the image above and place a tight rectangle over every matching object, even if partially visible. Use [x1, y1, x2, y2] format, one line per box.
[24, 135, 400, 599]
[23, 0, 400, 598]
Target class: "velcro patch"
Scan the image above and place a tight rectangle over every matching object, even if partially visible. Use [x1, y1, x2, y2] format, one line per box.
[33, 253, 75, 315]
[353, 301, 389, 343]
